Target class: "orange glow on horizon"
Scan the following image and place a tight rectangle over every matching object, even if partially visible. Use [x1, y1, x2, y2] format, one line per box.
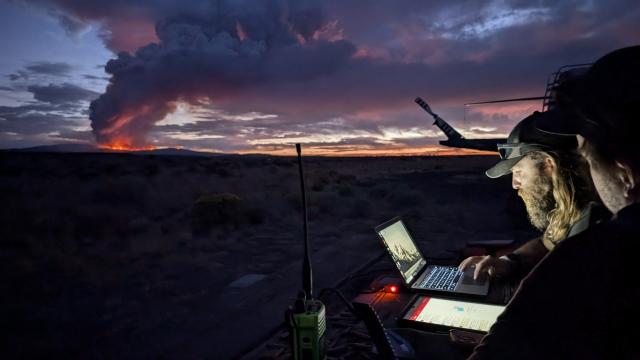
[97, 101, 177, 152]
[99, 139, 156, 151]
[94, 142, 495, 156]
[239, 145, 496, 157]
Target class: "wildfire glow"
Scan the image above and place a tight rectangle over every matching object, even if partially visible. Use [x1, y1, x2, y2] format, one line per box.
[99, 139, 155, 151]
[243, 145, 495, 157]
[96, 102, 177, 151]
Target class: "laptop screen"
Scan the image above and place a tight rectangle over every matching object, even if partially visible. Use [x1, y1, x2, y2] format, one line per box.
[377, 219, 426, 284]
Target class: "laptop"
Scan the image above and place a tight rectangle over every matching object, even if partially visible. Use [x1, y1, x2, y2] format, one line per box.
[375, 217, 490, 296]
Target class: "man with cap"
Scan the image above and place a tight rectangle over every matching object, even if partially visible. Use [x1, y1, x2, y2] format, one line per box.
[459, 111, 600, 281]
[468, 45, 640, 359]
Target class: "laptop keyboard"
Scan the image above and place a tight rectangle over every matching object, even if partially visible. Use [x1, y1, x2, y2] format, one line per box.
[419, 266, 462, 291]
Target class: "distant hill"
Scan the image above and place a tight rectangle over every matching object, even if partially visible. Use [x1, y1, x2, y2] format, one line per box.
[6, 143, 103, 153]
[2, 143, 255, 157]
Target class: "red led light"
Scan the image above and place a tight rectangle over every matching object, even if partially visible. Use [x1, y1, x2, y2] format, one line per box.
[390, 285, 397, 293]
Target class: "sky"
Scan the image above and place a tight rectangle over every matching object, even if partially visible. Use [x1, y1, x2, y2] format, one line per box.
[0, 0, 638, 156]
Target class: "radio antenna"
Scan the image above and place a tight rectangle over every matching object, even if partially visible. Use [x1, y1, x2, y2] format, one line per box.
[296, 143, 313, 298]
[288, 144, 326, 360]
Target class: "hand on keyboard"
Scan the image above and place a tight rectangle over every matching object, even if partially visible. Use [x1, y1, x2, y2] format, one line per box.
[458, 255, 517, 280]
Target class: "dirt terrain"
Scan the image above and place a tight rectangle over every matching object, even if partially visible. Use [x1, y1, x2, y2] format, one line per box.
[0, 152, 537, 358]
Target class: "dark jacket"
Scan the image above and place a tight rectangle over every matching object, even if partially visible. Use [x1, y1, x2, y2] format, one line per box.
[469, 203, 640, 359]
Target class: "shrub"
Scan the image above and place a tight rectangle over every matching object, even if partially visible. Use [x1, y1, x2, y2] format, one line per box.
[190, 193, 265, 233]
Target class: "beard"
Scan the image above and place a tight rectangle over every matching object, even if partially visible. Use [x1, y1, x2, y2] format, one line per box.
[518, 174, 556, 231]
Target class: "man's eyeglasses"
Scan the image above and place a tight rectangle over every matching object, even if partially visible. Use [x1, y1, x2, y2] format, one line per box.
[497, 143, 551, 160]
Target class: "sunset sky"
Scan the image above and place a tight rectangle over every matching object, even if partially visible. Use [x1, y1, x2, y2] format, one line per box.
[1, 0, 638, 155]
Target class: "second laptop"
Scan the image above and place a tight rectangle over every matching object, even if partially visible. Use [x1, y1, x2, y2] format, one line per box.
[375, 217, 490, 296]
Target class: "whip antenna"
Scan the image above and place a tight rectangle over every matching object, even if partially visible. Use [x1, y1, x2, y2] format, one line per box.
[296, 143, 312, 298]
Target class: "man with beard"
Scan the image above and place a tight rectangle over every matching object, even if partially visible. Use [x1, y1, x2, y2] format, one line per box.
[459, 111, 601, 281]
[468, 45, 640, 359]
[389, 112, 602, 359]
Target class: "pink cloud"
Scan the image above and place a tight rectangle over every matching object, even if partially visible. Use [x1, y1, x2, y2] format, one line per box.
[100, 18, 158, 53]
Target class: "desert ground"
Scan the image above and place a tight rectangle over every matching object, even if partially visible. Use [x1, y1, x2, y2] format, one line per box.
[0, 152, 538, 358]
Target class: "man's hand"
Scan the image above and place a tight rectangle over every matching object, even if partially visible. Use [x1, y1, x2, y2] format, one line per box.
[458, 255, 516, 280]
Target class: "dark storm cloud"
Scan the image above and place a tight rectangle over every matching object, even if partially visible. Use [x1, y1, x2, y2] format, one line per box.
[23, 0, 329, 51]
[25, 61, 73, 76]
[28, 83, 99, 104]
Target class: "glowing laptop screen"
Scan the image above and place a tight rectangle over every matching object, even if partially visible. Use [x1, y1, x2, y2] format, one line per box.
[377, 219, 426, 284]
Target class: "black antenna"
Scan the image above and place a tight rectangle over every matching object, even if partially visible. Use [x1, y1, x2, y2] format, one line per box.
[296, 144, 313, 298]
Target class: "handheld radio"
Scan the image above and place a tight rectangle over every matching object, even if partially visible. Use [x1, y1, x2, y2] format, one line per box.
[287, 144, 326, 360]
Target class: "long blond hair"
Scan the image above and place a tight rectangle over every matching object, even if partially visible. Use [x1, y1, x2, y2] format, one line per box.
[528, 150, 596, 246]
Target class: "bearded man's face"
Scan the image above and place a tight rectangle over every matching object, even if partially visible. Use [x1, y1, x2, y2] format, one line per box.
[511, 155, 556, 230]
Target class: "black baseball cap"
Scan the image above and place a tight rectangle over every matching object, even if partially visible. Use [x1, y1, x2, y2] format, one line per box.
[486, 110, 576, 178]
[536, 45, 640, 148]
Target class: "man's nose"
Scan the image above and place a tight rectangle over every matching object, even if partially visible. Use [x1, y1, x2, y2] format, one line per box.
[512, 175, 521, 190]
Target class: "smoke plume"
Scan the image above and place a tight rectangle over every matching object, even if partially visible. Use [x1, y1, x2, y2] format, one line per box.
[88, 0, 355, 148]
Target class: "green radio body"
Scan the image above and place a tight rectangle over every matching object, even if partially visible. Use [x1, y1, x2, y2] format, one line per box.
[290, 299, 326, 360]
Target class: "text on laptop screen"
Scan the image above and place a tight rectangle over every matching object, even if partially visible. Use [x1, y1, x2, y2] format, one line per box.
[377, 220, 426, 284]
[404, 296, 505, 332]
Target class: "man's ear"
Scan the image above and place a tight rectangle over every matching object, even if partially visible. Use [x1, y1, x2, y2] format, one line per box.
[615, 160, 637, 198]
[544, 156, 556, 175]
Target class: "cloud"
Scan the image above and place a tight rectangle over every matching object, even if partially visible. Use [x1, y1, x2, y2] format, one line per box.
[6, 61, 75, 84]
[87, 0, 347, 148]
[54, 12, 89, 38]
[25, 61, 74, 76]
[28, 83, 99, 104]
[0, 99, 92, 148]
[12, 0, 640, 154]
[0, 104, 84, 137]
[8, 70, 29, 81]
[82, 74, 109, 80]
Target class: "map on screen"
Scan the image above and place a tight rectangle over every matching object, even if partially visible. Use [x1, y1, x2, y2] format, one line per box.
[403, 296, 505, 332]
